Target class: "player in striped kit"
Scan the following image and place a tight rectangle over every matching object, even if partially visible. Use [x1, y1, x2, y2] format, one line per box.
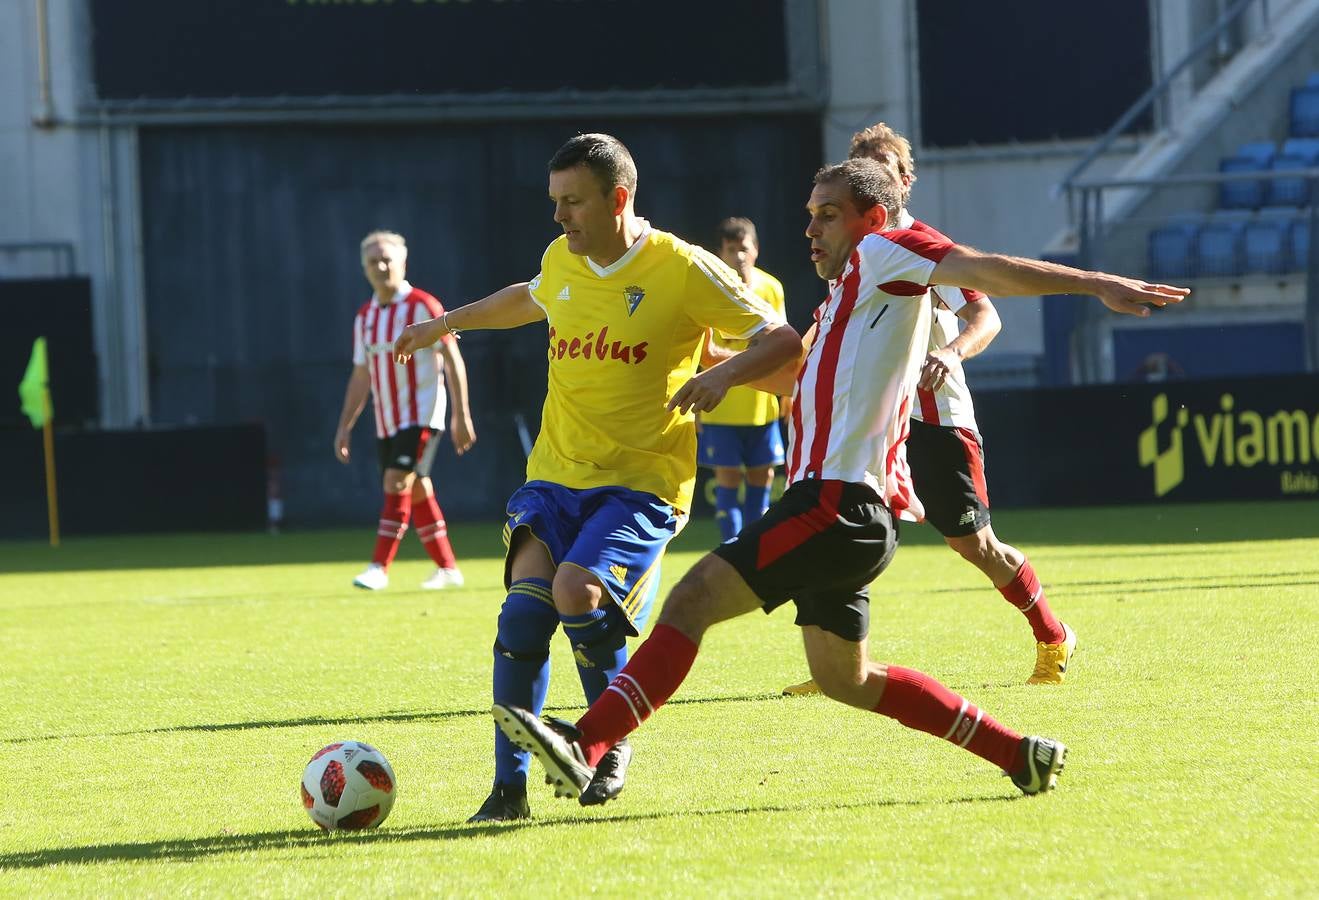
[492, 157, 1187, 801]
[334, 230, 475, 591]
[785, 123, 1074, 692]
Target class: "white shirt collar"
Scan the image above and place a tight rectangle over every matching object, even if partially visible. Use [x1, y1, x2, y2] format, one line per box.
[586, 220, 652, 277]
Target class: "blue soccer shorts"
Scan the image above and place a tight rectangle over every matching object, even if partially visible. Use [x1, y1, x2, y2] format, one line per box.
[502, 480, 684, 635]
[697, 422, 785, 469]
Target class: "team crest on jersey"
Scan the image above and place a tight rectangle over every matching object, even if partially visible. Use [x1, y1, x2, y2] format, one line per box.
[622, 285, 646, 317]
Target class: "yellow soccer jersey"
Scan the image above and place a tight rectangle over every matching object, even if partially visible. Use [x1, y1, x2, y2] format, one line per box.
[525, 222, 783, 512]
[701, 267, 787, 427]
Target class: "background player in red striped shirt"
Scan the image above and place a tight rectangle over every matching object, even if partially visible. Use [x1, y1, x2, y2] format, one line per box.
[334, 230, 475, 591]
[786, 123, 1074, 693]
[492, 158, 1188, 801]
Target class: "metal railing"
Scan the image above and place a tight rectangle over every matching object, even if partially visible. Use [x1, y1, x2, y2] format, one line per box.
[1056, 0, 1270, 217]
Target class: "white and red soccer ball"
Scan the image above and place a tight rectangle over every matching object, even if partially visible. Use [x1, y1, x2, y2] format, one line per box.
[301, 740, 396, 831]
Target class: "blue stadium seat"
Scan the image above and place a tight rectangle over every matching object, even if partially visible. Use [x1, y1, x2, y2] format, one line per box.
[1243, 210, 1292, 274]
[1265, 154, 1310, 206]
[1148, 220, 1200, 279]
[1290, 86, 1319, 136]
[1195, 213, 1247, 277]
[1291, 217, 1312, 270]
[1306, 72, 1319, 88]
[1282, 137, 1319, 162]
[1235, 142, 1277, 164]
[1219, 155, 1268, 209]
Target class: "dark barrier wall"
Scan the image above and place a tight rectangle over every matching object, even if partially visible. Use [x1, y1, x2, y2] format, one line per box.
[975, 374, 1319, 508]
[0, 425, 266, 539]
[137, 117, 823, 525]
[0, 278, 98, 428]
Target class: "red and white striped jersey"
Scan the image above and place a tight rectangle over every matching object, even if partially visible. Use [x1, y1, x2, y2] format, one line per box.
[902, 212, 982, 431]
[352, 282, 453, 439]
[787, 228, 954, 520]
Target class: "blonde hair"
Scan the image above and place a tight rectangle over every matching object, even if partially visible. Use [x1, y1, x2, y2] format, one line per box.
[848, 123, 916, 196]
[359, 230, 407, 259]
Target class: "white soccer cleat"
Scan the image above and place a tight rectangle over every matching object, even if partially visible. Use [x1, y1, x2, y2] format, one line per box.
[352, 564, 389, 591]
[420, 567, 464, 590]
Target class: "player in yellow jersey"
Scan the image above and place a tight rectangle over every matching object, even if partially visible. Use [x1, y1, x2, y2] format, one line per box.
[394, 134, 801, 821]
[699, 217, 791, 541]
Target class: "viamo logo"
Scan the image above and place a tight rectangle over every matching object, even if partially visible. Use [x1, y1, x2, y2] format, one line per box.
[1138, 392, 1319, 497]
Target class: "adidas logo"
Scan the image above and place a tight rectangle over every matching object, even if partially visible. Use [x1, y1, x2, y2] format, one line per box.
[1035, 741, 1053, 764]
[556, 285, 571, 301]
[609, 564, 628, 583]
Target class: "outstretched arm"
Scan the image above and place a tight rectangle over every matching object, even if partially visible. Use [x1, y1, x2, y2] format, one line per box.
[394, 283, 546, 362]
[668, 321, 802, 414]
[919, 296, 1001, 391]
[929, 245, 1189, 317]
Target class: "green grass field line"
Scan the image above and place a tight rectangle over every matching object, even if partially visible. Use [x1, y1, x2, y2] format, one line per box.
[2, 499, 1316, 896]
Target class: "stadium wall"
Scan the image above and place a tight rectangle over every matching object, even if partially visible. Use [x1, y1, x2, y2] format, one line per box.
[134, 117, 824, 525]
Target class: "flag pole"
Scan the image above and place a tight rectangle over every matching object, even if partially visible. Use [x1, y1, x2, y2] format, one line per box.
[41, 387, 60, 547]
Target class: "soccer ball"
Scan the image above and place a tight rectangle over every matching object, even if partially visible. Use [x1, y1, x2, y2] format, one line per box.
[300, 740, 396, 831]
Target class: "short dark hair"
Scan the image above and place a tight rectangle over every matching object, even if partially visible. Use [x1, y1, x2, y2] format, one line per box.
[548, 133, 638, 197]
[716, 216, 758, 247]
[813, 158, 903, 223]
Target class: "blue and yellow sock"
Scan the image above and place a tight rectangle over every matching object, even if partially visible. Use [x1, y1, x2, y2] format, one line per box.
[560, 603, 628, 705]
[743, 483, 772, 526]
[491, 577, 558, 788]
[715, 485, 743, 542]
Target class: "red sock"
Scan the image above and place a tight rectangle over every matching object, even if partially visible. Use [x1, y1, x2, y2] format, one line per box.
[575, 624, 699, 766]
[412, 494, 458, 569]
[874, 666, 1024, 773]
[998, 561, 1065, 644]
[371, 492, 411, 569]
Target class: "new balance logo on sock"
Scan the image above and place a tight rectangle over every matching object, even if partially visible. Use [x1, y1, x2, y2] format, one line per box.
[556, 286, 571, 301]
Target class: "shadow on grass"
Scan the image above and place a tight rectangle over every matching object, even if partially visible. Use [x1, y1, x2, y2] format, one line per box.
[0, 693, 786, 746]
[0, 791, 1019, 871]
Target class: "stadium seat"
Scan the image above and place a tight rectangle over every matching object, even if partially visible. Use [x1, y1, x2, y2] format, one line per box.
[1290, 85, 1319, 136]
[1213, 155, 1266, 211]
[1264, 154, 1310, 206]
[1282, 137, 1319, 162]
[1234, 142, 1277, 164]
[1148, 219, 1200, 279]
[1195, 212, 1247, 277]
[1291, 216, 1312, 270]
[1306, 72, 1319, 88]
[1242, 210, 1293, 274]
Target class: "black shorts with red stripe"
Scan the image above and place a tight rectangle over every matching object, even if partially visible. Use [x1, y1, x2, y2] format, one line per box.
[712, 479, 897, 642]
[376, 425, 441, 477]
[906, 418, 991, 538]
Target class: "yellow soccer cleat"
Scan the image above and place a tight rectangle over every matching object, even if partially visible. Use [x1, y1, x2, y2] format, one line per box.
[1027, 622, 1077, 685]
[781, 678, 823, 697]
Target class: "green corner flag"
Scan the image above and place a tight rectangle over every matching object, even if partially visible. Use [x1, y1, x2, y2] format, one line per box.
[19, 337, 51, 429]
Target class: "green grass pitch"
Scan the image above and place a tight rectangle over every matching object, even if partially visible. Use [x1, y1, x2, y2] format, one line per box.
[2, 500, 1316, 896]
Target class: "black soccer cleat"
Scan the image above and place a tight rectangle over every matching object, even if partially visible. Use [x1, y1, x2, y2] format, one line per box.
[1010, 736, 1068, 795]
[579, 739, 632, 807]
[466, 781, 531, 823]
[492, 704, 594, 800]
